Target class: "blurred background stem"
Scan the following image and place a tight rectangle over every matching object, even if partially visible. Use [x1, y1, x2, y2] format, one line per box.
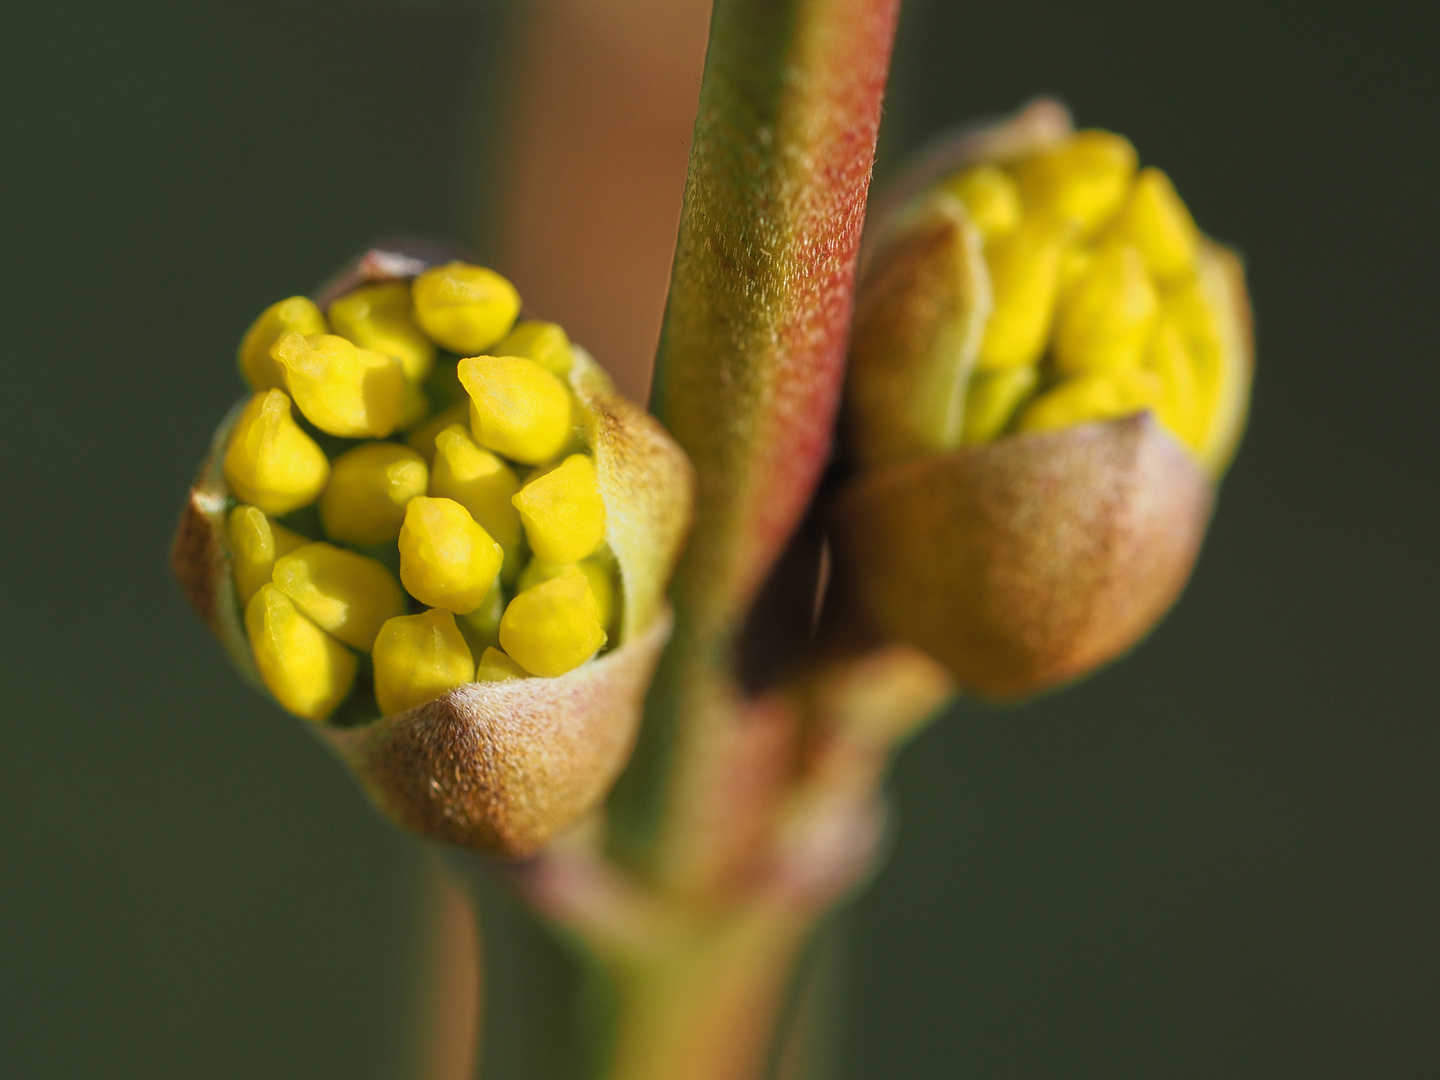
[499, 0, 714, 403]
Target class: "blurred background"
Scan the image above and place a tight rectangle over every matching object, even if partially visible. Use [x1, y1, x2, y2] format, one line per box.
[3, 0, 1437, 1076]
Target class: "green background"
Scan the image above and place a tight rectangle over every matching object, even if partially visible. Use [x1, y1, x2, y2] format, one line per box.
[3, 0, 1436, 1076]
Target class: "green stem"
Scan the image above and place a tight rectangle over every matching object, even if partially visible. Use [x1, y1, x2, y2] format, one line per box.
[608, 0, 902, 888]
[457, 858, 839, 1080]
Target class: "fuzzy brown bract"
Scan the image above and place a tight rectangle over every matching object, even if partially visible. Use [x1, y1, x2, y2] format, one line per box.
[829, 413, 1212, 698]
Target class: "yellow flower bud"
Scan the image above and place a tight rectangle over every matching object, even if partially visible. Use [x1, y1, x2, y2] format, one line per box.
[272, 542, 406, 652]
[835, 105, 1253, 698]
[175, 252, 695, 857]
[459, 355, 574, 465]
[222, 389, 330, 516]
[397, 496, 503, 614]
[517, 557, 615, 632]
[245, 584, 357, 721]
[975, 216, 1070, 370]
[474, 646, 528, 682]
[411, 261, 520, 354]
[495, 320, 574, 377]
[326, 281, 435, 382]
[319, 442, 429, 546]
[1145, 318, 1203, 449]
[372, 609, 474, 716]
[1051, 243, 1160, 375]
[1162, 249, 1252, 475]
[1107, 167, 1199, 281]
[238, 296, 327, 391]
[941, 163, 1021, 239]
[429, 424, 522, 550]
[499, 572, 607, 677]
[512, 453, 606, 564]
[405, 400, 470, 458]
[961, 365, 1039, 445]
[271, 332, 406, 438]
[1015, 367, 1161, 435]
[228, 504, 308, 605]
[1012, 129, 1137, 235]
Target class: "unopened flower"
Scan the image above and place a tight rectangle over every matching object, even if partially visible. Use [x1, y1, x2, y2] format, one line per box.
[173, 245, 693, 855]
[830, 102, 1253, 697]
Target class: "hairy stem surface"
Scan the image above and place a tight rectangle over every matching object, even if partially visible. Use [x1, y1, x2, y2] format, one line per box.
[609, 0, 901, 890]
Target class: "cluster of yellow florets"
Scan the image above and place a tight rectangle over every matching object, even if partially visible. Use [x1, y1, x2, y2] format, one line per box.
[942, 131, 1234, 458]
[223, 262, 615, 721]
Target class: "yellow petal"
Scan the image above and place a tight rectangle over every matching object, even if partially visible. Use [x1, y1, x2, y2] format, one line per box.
[429, 424, 522, 549]
[272, 542, 406, 652]
[500, 572, 607, 677]
[460, 354, 574, 465]
[238, 296, 327, 391]
[397, 496, 504, 614]
[320, 441, 429, 546]
[228, 504, 308, 605]
[272, 332, 406, 438]
[512, 453, 606, 564]
[372, 609, 475, 716]
[327, 281, 436, 382]
[245, 584, 357, 721]
[411, 262, 520, 354]
[222, 390, 330, 516]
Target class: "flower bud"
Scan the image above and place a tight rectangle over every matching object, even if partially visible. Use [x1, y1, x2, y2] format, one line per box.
[172, 244, 694, 855]
[832, 102, 1253, 697]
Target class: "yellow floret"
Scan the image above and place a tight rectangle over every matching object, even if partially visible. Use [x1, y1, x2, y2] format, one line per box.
[411, 262, 521, 354]
[962, 366, 1039, 445]
[327, 282, 436, 382]
[271, 332, 405, 438]
[499, 572, 607, 677]
[319, 442, 429, 546]
[1012, 130, 1138, 235]
[460, 355, 574, 465]
[245, 584, 357, 721]
[372, 609, 475, 716]
[406, 400, 471, 458]
[1052, 243, 1160, 375]
[1107, 167, 1199, 281]
[223, 390, 331, 516]
[1016, 368, 1161, 434]
[1145, 318, 1203, 450]
[941, 164, 1022, 239]
[517, 557, 615, 632]
[495, 320, 574, 377]
[228, 504, 308, 604]
[238, 296, 327, 391]
[976, 217, 1070, 370]
[429, 424, 522, 550]
[455, 581, 507, 657]
[474, 646, 528, 682]
[272, 542, 406, 652]
[512, 453, 606, 564]
[397, 496, 504, 613]
[1163, 266, 1245, 471]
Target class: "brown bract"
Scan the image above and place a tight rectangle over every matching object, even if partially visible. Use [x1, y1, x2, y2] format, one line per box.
[827, 414, 1213, 698]
[842, 194, 989, 468]
[324, 610, 671, 857]
[171, 245, 695, 856]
